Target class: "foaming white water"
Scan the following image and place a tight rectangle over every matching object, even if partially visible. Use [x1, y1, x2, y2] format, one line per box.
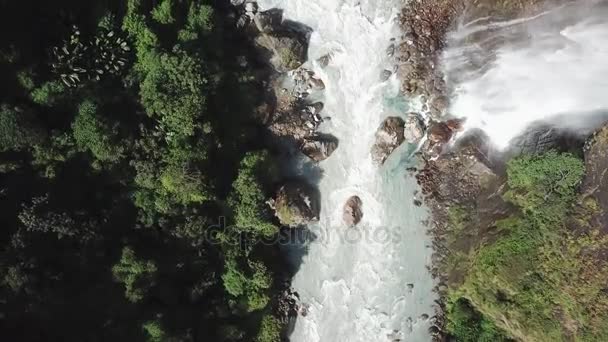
[443, 1, 608, 149]
[257, 0, 436, 341]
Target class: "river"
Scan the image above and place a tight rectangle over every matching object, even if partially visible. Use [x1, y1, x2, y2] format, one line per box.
[257, 0, 437, 341]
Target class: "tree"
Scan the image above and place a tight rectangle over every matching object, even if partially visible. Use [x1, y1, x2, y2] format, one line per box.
[152, 0, 175, 24]
[222, 255, 272, 312]
[139, 50, 208, 138]
[112, 246, 157, 302]
[142, 320, 166, 342]
[228, 151, 277, 237]
[0, 104, 45, 152]
[178, 2, 214, 42]
[72, 100, 124, 163]
[255, 314, 281, 342]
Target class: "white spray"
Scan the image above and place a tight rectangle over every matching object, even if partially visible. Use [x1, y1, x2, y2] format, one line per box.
[442, 0, 608, 149]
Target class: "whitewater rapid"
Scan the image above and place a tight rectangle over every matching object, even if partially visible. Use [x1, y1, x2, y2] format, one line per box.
[258, 0, 436, 341]
[442, 0, 608, 149]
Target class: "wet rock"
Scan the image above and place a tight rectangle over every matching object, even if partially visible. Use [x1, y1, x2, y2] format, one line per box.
[430, 95, 449, 117]
[413, 199, 422, 207]
[386, 44, 395, 57]
[310, 102, 324, 115]
[300, 134, 338, 162]
[236, 15, 250, 29]
[404, 112, 426, 144]
[255, 33, 308, 72]
[253, 9, 283, 33]
[245, 2, 258, 14]
[428, 121, 454, 144]
[272, 181, 320, 227]
[420, 313, 430, 320]
[380, 69, 393, 81]
[371, 116, 406, 165]
[231, 0, 245, 6]
[308, 77, 325, 91]
[509, 124, 579, 156]
[317, 53, 332, 68]
[343, 195, 363, 227]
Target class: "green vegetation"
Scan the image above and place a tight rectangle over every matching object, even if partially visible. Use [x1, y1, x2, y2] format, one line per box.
[112, 246, 158, 303]
[0, 0, 285, 340]
[256, 314, 282, 342]
[445, 151, 608, 341]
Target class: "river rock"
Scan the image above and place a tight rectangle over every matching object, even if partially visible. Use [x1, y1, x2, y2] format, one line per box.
[308, 77, 325, 91]
[430, 95, 448, 117]
[230, 0, 245, 6]
[317, 53, 332, 68]
[273, 182, 320, 227]
[380, 69, 393, 81]
[371, 116, 406, 165]
[255, 33, 308, 72]
[404, 112, 425, 143]
[245, 2, 258, 14]
[343, 195, 363, 227]
[427, 121, 454, 144]
[300, 135, 338, 162]
[253, 9, 283, 33]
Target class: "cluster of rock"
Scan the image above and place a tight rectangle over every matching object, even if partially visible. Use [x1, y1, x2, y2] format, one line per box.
[268, 181, 320, 228]
[234, 2, 310, 72]
[397, 1, 462, 118]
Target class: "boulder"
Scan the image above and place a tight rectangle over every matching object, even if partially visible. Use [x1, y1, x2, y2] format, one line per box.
[245, 2, 258, 14]
[308, 77, 325, 91]
[371, 116, 406, 165]
[343, 196, 363, 227]
[253, 9, 283, 33]
[404, 112, 425, 143]
[255, 33, 308, 72]
[427, 121, 453, 144]
[300, 135, 338, 162]
[380, 69, 393, 81]
[430, 95, 448, 117]
[316, 53, 332, 68]
[273, 182, 320, 227]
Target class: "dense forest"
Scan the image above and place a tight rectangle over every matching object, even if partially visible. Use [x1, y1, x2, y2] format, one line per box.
[0, 0, 286, 341]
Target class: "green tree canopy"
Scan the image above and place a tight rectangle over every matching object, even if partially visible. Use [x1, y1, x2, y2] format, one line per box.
[112, 246, 157, 302]
[72, 100, 124, 163]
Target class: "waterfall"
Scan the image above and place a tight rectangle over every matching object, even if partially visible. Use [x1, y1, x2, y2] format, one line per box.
[257, 0, 437, 341]
[442, 0, 608, 149]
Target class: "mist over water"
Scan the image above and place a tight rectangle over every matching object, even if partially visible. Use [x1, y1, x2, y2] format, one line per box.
[442, 0, 608, 149]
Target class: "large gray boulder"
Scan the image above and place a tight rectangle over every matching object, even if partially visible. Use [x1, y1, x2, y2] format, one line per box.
[272, 182, 320, 227]
[371, 116, 406, 165]
[300, 135, 338, 162]
[255, 33, 308, 72]
[343, 196, 363, 227]
[253, 9, 283, 33]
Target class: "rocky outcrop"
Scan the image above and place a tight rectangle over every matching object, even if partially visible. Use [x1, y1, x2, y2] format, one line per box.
[507, 124, 583, 156]
[343, 196, 363, 227]
[371, 116, 406, 165]
[271, 182, 320, 227]
[255, 34, 308, 72]
[404, 113, 426, 144]
[300, 134, 338, 162]
[247, 7, 309, 73]
[572, 125, 608, 233]
[253, 9, 283, 33]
